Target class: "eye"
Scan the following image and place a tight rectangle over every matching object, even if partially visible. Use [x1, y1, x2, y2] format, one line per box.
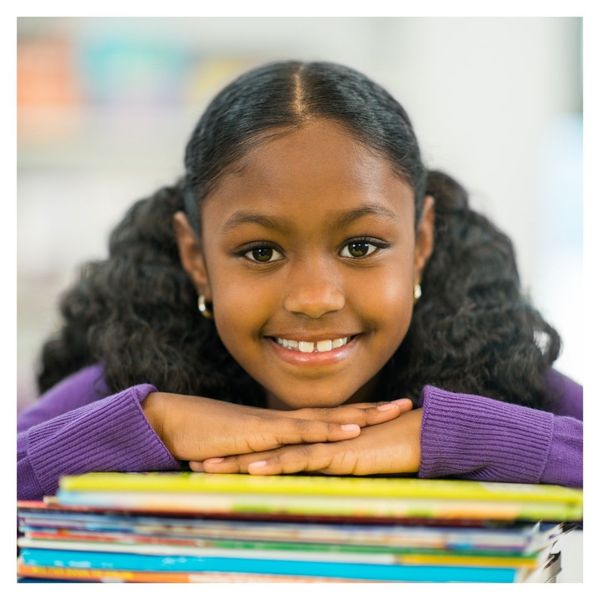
[243, 245, 284, 263]
[340, 238, 383, 258]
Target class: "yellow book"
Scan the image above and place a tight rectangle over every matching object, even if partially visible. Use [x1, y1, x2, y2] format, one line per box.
[58, 472, 582, 506]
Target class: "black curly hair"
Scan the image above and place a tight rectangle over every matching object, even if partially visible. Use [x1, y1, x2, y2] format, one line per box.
[36, 60, 561, 410]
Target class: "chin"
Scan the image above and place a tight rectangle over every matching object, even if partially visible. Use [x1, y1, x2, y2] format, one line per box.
[268, 390, 351, 411]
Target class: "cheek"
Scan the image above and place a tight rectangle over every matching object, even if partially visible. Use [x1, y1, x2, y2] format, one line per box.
[210, 275, 277, 346]
[352, 264, 414, 334]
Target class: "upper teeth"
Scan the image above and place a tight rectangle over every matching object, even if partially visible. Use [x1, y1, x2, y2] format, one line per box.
[275, 337, 350, 353]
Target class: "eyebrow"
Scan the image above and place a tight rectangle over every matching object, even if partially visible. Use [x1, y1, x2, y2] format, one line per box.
[221, 203, 398, 234]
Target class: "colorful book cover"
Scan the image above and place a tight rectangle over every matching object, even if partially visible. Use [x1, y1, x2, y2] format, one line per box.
[53, 489, 583, 522]
[21, 527, 550, 557]
[18, 508, 560, 553]
[17, 537, 541, 568]
[58, 472, 583, 505]
[17, 560, 560, 584]
[20, 499, 524, 527]
[16, 563, 379, 583]
[19, 547, 530, 582]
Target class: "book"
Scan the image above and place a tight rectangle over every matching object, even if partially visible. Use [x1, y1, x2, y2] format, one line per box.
[16, 563, 365, 583]
[53, 490, 582, 522]
[17, 547, 544, 583]
[17, 537, 541, 568]
[18, 472, 580, 583]
[18, 501, 563, 552]
[59, 472, 583, 504]
[54, 473, 583, 522]
[17, 558, 561, 584]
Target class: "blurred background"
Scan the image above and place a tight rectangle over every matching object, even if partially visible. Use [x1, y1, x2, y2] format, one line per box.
[17, 17, 583, 411]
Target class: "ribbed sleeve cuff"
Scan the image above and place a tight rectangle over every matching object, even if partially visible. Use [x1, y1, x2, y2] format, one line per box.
[26, 384, 181, 497]
[17, 433, 44, 500]
[418, 385, 554, 483]
[540, 415, 583, 487]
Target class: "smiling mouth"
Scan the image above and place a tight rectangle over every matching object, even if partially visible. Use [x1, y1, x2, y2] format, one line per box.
[266, 335, 358, 353]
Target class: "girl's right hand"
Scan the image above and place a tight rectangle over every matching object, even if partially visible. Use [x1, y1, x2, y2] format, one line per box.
[142, 392, 412, 463]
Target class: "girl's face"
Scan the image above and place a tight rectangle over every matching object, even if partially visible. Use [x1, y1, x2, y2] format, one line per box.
[175, 119, 434, 409]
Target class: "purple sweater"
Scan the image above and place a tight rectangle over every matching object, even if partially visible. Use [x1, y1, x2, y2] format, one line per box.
[17, 366, 583, 499]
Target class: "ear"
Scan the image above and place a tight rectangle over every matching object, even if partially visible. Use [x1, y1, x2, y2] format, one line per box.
[172, 211, 211, 299]
[414, 195, 435, 280]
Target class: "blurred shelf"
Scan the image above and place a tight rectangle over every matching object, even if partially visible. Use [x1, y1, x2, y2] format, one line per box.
[18, 17, 380, 56]
[18, 106, 201, 171]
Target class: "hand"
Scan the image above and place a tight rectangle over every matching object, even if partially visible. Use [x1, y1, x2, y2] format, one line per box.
[192, 406, 423, 476]
[143, 392, 413, 463]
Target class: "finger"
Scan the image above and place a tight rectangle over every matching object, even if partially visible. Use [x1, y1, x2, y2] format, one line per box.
[275, 418, 362, 445]
[292, 399, 413, 427]
[345, 400, 412, 410]
[247, 444, 335, 475]
[201, 452, 277, 474]
[213, 447, 328, 475]
[202, 442, 367, 476]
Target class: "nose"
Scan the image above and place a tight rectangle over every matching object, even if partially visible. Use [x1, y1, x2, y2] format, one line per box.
[283, 257, 345, 319]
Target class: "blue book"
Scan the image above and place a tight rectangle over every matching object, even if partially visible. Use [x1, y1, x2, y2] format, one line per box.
[20, 548, 522, 583]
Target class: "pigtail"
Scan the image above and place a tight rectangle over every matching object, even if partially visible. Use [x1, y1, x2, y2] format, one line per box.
[383, 170, 562, 409]
[36, 182, 265, 406]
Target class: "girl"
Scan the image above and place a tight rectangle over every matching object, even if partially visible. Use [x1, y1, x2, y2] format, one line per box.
[17, 61, 582, 500]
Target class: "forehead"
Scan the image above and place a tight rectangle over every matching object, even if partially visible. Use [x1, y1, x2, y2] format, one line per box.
[202, 119, 414, 225]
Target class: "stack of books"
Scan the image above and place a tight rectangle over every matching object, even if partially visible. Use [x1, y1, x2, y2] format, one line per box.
[17, 472, 583, 583]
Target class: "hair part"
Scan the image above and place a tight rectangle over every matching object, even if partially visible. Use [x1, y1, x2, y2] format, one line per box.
[184, 61, 427, 237]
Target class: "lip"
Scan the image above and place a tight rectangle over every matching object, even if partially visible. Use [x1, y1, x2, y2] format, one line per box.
[265, 334, 361, 366]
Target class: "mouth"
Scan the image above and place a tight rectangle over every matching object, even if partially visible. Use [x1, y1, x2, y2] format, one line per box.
[270, 334, 357, 352]
[264, 334, 361, 366]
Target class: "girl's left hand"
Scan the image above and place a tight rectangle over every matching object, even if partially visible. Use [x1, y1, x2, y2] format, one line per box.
[190, 407, 423, 476]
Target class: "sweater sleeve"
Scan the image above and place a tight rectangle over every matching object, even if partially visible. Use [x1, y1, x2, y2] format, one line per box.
[417, 384, 582, 488]
[17, 372, 181, 500]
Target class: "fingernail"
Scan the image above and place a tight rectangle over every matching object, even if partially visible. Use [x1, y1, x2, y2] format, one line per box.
[341, 424, 360, 432]
[204, 457, 224, 464]
[391, 399, 412, 406]
[248, 460, 268, 469]
[377, 402, 399, 411]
